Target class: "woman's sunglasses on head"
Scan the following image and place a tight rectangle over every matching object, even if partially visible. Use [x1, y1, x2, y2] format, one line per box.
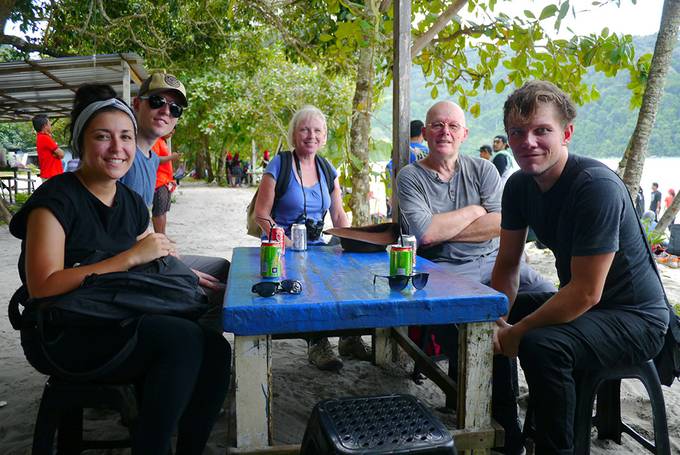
[373, 273, 429, 291]
[140, 94, 183, 118]
[251, 279, 303, 297]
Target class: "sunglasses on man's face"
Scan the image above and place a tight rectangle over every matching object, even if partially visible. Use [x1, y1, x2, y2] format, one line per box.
[140, 95, 183, 118]
[251, 279, 303, 297]
[373, 273, 429, 291]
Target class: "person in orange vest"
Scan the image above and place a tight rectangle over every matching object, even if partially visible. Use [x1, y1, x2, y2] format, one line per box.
[151, 129, 180, 234]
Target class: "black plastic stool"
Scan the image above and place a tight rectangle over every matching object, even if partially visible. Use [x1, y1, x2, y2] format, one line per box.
[575, 359, 670, 454]
[300, 394, 456, 454]
[32, 376, 138, 454]
[525, 360, 670, 454]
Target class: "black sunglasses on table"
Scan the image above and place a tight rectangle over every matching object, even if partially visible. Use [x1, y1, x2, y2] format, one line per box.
[373, 273, 429, 291]
[251, 279, 303, 297]
[140, 94, 183, 118]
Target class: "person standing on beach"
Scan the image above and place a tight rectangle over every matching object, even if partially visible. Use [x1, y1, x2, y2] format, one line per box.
[491, 80, 669, 454]
[635, 185, 646, 218]
[32, 114, 65, 179]
[122, 72, 229, 326]
[665, 188, 676, 224]
[492, 134, 517, 185]
[409, 119, 429, 160]
[151, 129, 179, 234]
[479, 144, 493, 161]
[650, 182, 662, 221]
[396, 100, 555, 454]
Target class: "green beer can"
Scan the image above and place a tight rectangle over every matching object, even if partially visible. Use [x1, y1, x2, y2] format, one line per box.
[389, 245, 413, 276]
[260, 241, 282, 278]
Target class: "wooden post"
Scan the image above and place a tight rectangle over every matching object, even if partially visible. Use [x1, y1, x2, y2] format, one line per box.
[121, 60, 131, 105]
[374, 327, 404, 366]
[457, 322, 494, 455]
[391, 0, 411, 221]
[234, 335, 273, 449]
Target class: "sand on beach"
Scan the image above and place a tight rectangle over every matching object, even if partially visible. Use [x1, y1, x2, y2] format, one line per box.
[0, 184, 678, 454]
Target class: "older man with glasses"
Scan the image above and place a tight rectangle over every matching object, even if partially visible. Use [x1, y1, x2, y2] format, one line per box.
[396, 100, 554, 455]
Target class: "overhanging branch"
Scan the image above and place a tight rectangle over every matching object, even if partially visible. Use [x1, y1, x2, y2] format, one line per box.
[411, 0, 466, 59]
[0, 33, 67, 57]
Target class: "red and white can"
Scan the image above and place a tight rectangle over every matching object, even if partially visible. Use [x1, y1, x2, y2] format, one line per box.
[270, 226, 285, 254]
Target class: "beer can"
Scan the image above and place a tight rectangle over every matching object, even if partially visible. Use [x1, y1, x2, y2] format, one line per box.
[400, 235, 417, 268]
[389, 245, 413, 276]
[291, 223, 307, 251]
[260, 241, 282, 278]
[270, 226, 285, 254]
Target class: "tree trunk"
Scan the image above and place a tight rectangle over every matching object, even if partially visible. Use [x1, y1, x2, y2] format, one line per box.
[615, 138, 633, 177]
[348, 43, 375, 226]
[195, 138, 206, 180]
[655, 192, 680, 234]
[621, 0, 680, 198]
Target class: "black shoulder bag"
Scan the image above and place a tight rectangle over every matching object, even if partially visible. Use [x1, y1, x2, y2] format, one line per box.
[8, 255, 210, 381]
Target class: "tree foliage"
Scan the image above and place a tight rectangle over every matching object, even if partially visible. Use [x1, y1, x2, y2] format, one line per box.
[176, 32, 354, 181]
[1, 0, 664, 223]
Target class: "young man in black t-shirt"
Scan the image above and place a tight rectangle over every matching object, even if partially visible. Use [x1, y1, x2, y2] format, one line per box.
[490, 80, 669, 454]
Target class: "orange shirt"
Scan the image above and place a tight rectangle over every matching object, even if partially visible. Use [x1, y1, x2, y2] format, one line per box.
[36, 132, 63, 179]
[152, 137, 174, 188]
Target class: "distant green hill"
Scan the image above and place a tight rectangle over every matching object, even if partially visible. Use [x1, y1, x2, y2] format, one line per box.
[372, 34, 680, 159]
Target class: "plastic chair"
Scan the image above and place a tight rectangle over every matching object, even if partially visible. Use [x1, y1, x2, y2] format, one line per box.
[32, 376, 138, 454]
[525, 360, 670, 454]
[300, 394, 456, 454]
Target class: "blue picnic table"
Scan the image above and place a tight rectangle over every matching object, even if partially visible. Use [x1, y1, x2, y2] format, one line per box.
[223, 245, 508, 453]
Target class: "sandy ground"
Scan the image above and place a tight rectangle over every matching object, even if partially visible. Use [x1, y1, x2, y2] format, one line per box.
[0, 184, 679, 454]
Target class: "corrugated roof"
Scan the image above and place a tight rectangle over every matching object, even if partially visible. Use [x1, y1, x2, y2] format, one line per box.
[0, 53, 147, 123]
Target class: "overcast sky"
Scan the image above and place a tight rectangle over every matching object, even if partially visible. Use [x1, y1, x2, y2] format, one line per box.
[6, 1, 664, 41]
[475, 0, 664, 37]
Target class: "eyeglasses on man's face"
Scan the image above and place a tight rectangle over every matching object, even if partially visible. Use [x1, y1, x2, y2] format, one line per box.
[140, 95, 183, 118]
[428, 121, 462, 133]
[251, 279, 303, 297]
[373, 273, 429, 291]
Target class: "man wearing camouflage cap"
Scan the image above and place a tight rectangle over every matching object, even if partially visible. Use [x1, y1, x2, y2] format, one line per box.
[121, 72, 187, 208]
[121, 72, 228, 326]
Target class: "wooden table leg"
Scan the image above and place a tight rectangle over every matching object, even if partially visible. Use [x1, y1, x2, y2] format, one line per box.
[374, 326, 404, 366]
[457, 322, 494, 455]
[234, 334, 272, 449]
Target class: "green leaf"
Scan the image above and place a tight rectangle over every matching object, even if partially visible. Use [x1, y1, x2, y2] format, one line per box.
[431, 85, 439, 99]
[558, 1, 570, 21]
[539, 4, 559, 20]
[319, 33, 334, 42]
[495, 79, 506, 93]
[524, 10, 536, 19]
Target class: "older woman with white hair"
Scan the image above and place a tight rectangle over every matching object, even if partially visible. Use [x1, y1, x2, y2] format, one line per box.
[253, 105, 370, 371]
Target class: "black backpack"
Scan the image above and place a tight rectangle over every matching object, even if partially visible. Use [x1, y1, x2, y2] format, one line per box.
[246, 151, 336, 237]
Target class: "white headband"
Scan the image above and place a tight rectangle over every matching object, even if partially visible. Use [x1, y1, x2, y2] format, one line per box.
[71, 98, 137, 157]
